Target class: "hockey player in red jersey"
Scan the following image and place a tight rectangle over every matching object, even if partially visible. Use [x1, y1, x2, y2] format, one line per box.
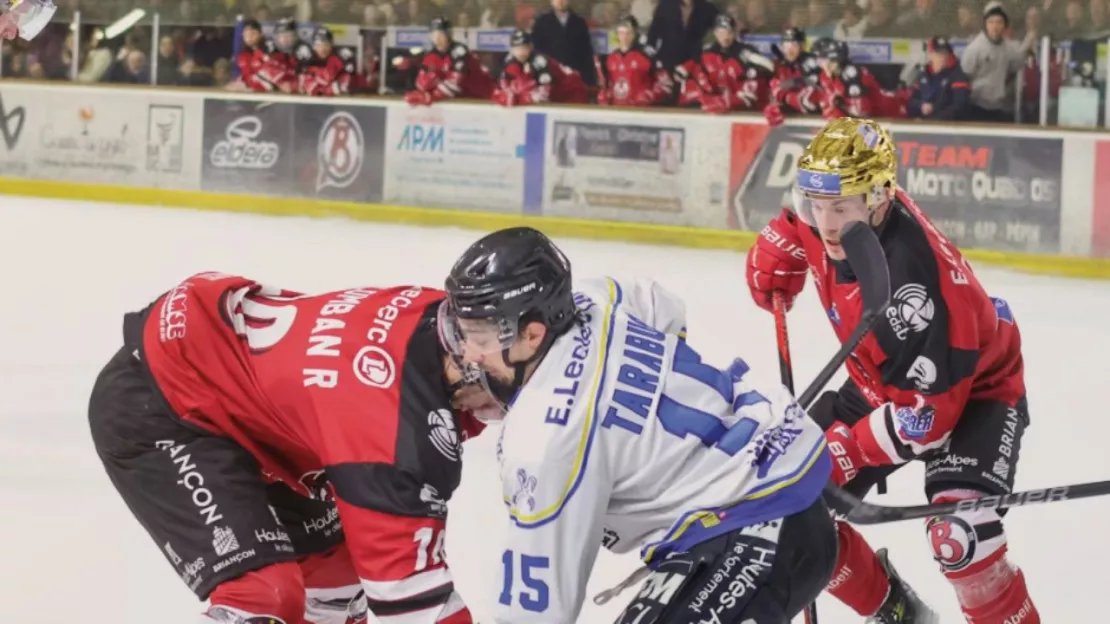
[271, 18, 314, 80]
[236, 20, 297, 93]
[745, 118, 1039, 624]
[812, 38, 907, 120]
[595, 15, 671, 107]
[300, 26, 357, 96]
[675, 14, 774, 114]
[401, 16, 495, 106]
[763, 27, 822, 126]
[493, 29, 589, 107]
[88, 274, 495, 623]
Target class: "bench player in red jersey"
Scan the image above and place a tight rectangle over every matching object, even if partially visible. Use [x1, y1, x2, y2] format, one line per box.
[745, 118, 1039, 624]
[88, 273, 495, 624]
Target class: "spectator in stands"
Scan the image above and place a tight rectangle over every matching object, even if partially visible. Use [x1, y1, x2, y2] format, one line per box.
[647, 0, 720, 69]
[907, 36, 971, 120]
[213, 58, 233, 87]
[833, 2, 867, 39]
[176, 55, 214, 86]
[954, 2, 981, 38]
[105, 49, 149, 84]
[1088, 0, 1110, 36]
[1054, 0, 1086, 39]
[532, 0, 597, 85]
[862, 0, 897, 36]
[961, 2, 1028, 122]
[1020, 5, 1043, 39]
[787, 4, 810, 30]
[192, 28, 231, 68]
[807, 0, 838, 37]
[895, 0, 948, 38]
[743, 0, 770, 32]
[155, 35, 180, 85]
[630, 0, 657, 28]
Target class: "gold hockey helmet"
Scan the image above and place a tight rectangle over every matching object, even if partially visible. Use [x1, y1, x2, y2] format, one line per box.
[792, 117, 897, 228]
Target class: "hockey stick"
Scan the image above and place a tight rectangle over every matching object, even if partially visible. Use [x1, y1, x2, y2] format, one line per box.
[592, 222, 892, 609]
[824, 476, 1110, 524]
[772, 293, 818, 624]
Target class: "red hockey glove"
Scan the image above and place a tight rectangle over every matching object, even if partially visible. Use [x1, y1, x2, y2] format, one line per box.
[700, 93, 729, 114]
[826, 422, 864, 486]
[821, 94, 845, 120]
[414, 71, 440, 93]
[745, 210, 807, 312]
[633, 89, 656, 107]
[492, 89, 516, 107]
[404, 89, 433, 106]
[597, 88, 611, 106]
[763, 103, 785, 127]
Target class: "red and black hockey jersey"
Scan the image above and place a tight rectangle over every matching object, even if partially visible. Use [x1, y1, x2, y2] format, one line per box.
[127, 274, 484, 623]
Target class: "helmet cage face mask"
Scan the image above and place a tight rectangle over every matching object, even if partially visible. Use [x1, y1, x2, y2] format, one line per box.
[437, 298, 521, 360]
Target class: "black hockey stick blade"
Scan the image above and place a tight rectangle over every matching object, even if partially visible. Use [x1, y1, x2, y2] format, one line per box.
[797, 220, 891, 409]
[824, 478, 1110, 524]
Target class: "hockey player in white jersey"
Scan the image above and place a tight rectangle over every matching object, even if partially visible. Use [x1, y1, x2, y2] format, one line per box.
[438, 227, 839, 623]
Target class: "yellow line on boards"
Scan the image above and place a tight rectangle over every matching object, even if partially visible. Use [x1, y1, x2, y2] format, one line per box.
[3, 177, 1109, 280]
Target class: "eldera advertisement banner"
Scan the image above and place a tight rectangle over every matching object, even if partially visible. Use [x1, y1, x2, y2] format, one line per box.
[728, 123, 1064, 254]
[543, 119, 692, 224]
[202, 99, 295, 195]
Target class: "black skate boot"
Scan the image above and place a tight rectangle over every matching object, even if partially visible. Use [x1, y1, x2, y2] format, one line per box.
[864, 548, 939, 624]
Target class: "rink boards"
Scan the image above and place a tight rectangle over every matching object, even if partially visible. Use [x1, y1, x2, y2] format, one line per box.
[0, 81, 1108, 278]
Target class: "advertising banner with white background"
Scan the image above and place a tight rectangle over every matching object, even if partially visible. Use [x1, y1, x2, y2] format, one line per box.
[540, 110, 730, 228]
[382, 102, 543, 214]
[0, 83, 201, 190]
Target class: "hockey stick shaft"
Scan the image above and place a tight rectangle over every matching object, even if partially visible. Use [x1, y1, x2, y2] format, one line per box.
[772, 293, 818, 624]
[825, 476, 1110, 524]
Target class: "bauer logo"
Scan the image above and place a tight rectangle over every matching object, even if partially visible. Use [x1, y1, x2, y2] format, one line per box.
[316, 110, 364, 191]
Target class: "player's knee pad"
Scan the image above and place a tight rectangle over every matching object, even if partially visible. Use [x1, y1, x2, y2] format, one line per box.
[301, 546, 367, 624]
[926, 489, 1019, 609]
[205, 561, 306, 624]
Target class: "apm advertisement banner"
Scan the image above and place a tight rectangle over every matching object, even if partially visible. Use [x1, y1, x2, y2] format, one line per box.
[382, 105, 541, 213]
[543, 120, 691, 223]
[728, 123, 1064, 254]
[202, 99, 295, 195]
[0, 86, 201, 189]
[292, 104, 386, 202]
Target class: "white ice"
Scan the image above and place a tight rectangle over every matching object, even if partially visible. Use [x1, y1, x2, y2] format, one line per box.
[1, 195, 1107, 623]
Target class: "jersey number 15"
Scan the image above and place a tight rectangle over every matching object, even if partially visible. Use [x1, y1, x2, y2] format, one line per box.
[499, 549, 550, 613]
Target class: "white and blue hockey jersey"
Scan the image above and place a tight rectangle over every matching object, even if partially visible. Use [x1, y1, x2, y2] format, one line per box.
[491, 277, 832, 623]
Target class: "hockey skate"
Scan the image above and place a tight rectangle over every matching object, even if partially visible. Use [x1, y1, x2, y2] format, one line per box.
[864, 548, 939, 624]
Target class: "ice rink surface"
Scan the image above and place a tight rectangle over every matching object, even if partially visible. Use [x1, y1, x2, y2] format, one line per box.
[2, 195, 1108, 622]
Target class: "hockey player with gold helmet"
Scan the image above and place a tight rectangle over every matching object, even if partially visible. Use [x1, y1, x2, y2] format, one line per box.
[746, 117, 1040, 624]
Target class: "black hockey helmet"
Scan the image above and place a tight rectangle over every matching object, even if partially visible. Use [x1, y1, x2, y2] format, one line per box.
[440, 228, 575, 395]
[714, 14, 736, 31]
[312, 26, 333, 44]
[275, 18, 297, 34]
[616, 15, 640, 31]
[813, 37, 848, 64]
[430, 16, 451, 32]
[509, 29, 532, 47]
[782, 27, 806, 44]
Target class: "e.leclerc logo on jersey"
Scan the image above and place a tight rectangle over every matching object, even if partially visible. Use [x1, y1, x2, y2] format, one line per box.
[353, 287, 425, 389]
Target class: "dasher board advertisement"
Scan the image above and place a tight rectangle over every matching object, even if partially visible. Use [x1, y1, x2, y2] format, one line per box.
[382, 104, 540, 213]
[728, 123, 1064, 254]
[543, 120, 690, 224]
[0, 85, 201, 190]
[202, 99, 295, 195]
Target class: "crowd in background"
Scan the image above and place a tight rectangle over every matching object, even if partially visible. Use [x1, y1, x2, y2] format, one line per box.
[0, 0, 1106, 124]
